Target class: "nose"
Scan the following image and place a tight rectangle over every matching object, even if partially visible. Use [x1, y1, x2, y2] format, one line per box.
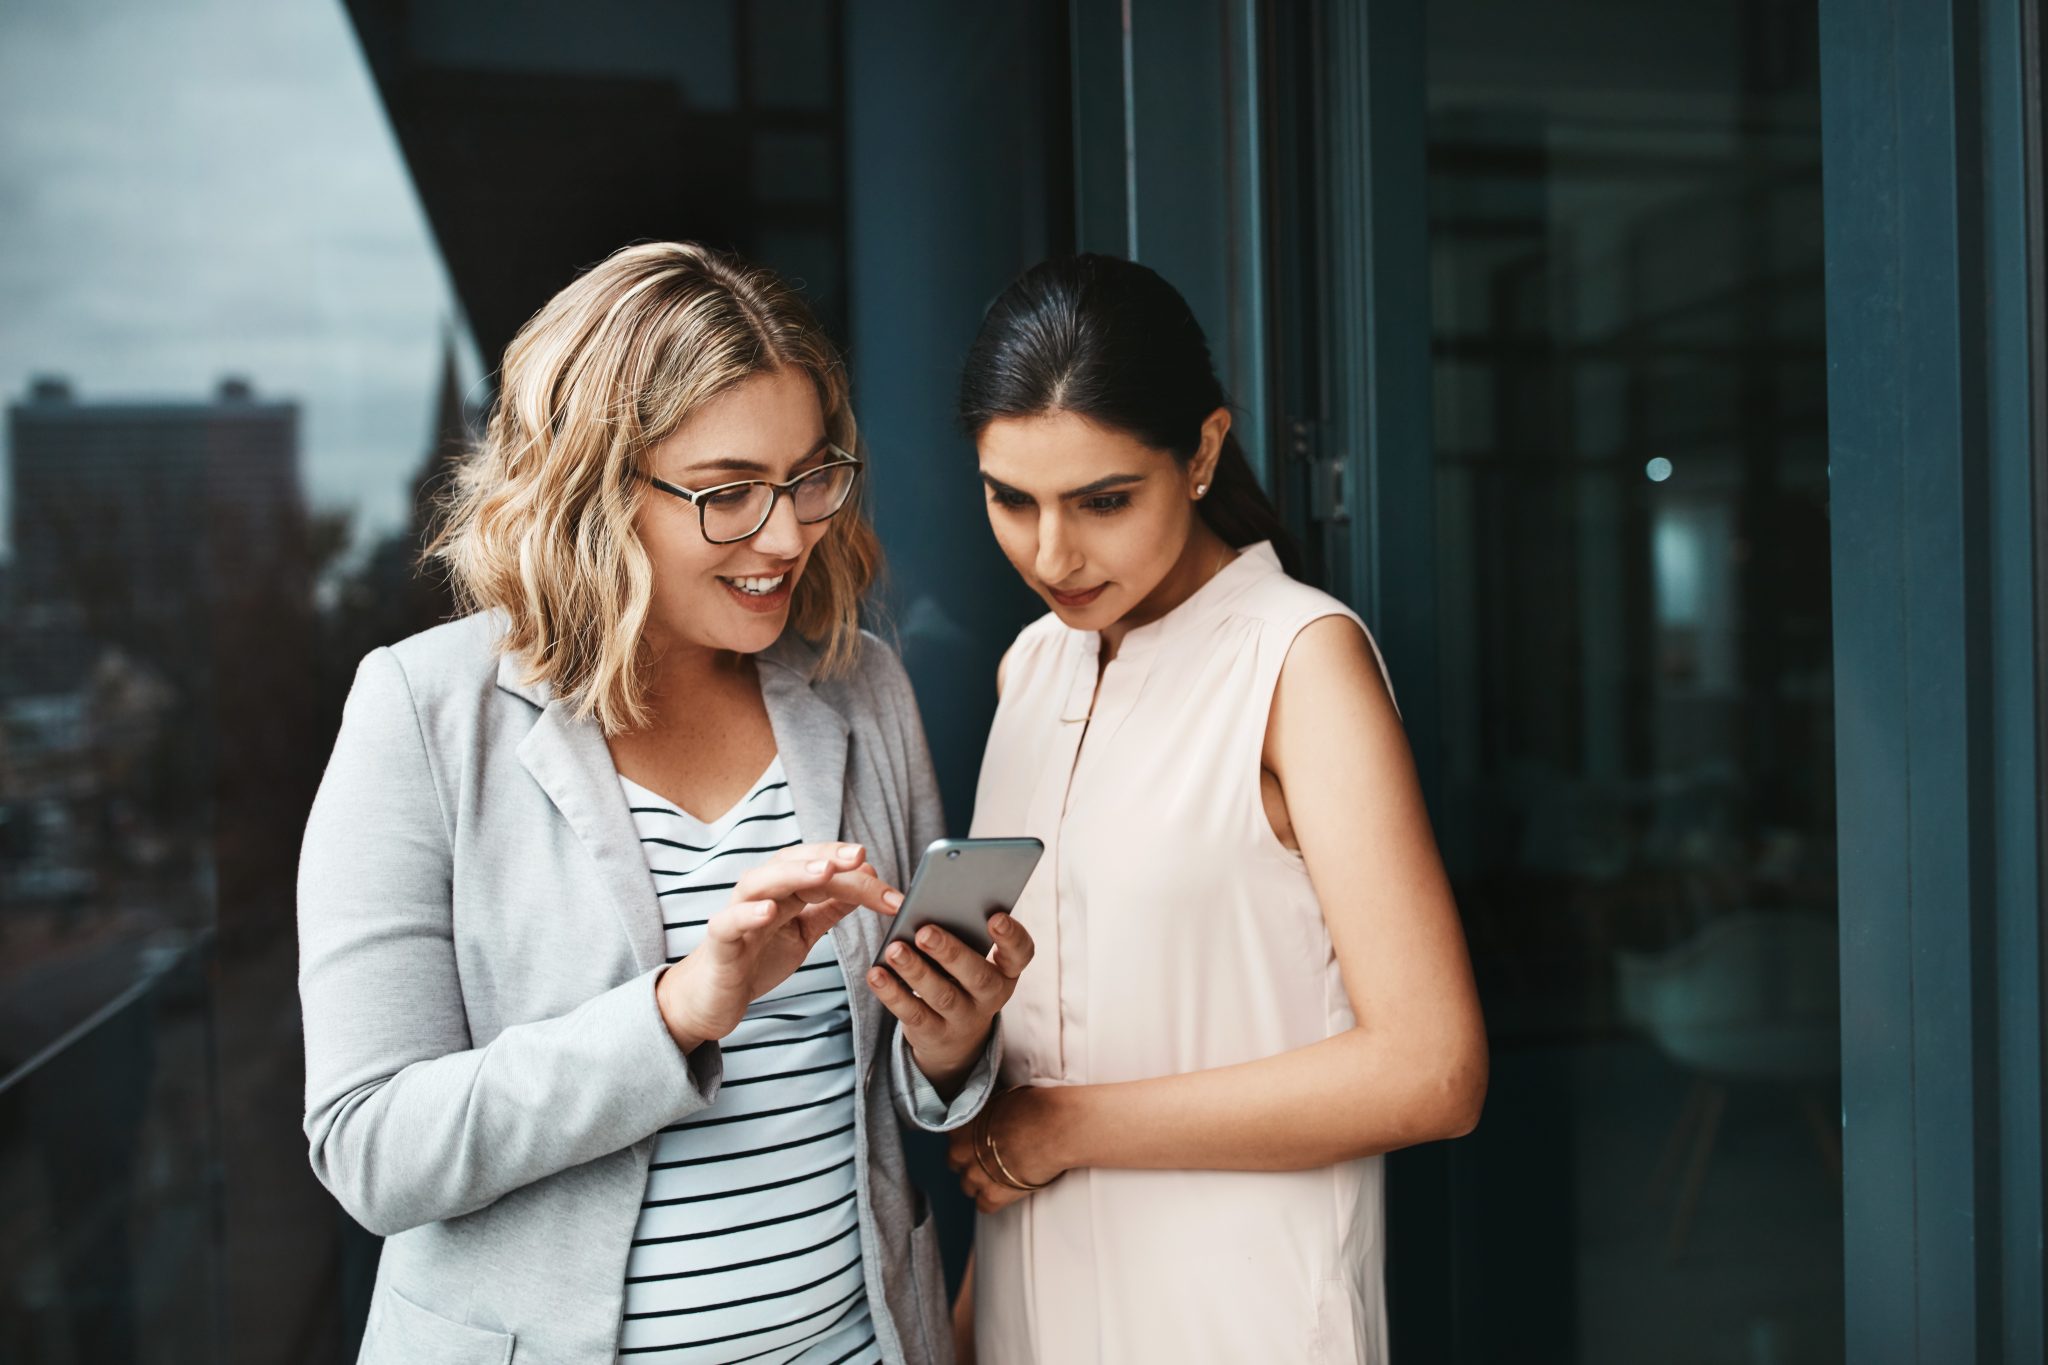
[1033, 510, 1083, 586]
[750, 487, 807, 557]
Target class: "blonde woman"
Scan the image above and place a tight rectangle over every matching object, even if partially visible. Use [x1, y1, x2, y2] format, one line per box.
[298, 243, 1031, 1365]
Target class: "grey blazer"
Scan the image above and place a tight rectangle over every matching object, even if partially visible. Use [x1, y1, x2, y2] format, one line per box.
[298, 611, 996, 1364]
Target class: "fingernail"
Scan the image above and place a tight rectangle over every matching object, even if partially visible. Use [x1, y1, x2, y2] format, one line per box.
[868, 969, 887, 987]
[990, 913, 1011, 933]
[884, 890, 905, 909]
[889, 944, 910, 964]
[807, 860, 828, 874]
[839, 844, 862, 860]
[917, 927, 937, 948]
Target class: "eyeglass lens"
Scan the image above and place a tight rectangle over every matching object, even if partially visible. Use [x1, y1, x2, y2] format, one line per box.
[702, 461, 859, 542]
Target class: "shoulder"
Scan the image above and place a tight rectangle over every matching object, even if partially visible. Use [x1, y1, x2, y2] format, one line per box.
[846, 627, 917, 710]
[777, 627, 920, 729]
[338, 612, 520, 760]
[1268, 615, 1399, 733]
[1000, 609, 1072, 672]
[1231, 568, 1364, 639]
[367, 611, 509, 709]
[1277, 614, 1385, 689]
[984, 611, 1076, 700]
[321, 616, 510, 814]
[1232, 569, 1399, 715]
[1264, 613, 1407, 802]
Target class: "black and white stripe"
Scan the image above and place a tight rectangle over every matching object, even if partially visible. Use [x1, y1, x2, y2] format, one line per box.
[616, 760, 879, 1365]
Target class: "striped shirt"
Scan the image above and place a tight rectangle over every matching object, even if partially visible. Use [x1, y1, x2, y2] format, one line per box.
[616, 758, 880, 1365]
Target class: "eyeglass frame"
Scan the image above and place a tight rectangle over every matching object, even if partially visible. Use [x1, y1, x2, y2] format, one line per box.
[638, 444, 865, 544]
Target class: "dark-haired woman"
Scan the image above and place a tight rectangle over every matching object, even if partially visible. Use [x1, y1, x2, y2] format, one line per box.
[943, 255, 1487, 1365]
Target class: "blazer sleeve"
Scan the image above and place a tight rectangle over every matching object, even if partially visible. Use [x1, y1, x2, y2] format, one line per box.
[297, 648, 722, 1237]
[866, 640, 1004, 1132]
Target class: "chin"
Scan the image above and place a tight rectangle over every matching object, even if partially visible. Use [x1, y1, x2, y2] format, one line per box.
[718, 612, 792, 655]
[664, 601, 791, 659]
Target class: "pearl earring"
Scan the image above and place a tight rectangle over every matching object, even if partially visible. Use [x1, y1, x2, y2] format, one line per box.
[1195, 483, 1209, 498]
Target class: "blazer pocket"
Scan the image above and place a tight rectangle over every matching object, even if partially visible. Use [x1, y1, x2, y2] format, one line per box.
[359, 1285, 515, 1365]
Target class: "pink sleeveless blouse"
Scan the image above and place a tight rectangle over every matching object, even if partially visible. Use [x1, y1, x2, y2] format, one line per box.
[968, 543, 1392, 1364]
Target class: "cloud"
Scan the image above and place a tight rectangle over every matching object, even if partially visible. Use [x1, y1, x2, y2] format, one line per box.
[0, 0, 478, 557]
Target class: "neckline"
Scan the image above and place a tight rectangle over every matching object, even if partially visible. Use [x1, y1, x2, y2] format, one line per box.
[1085, 540, 1279, 661]
[617, 753, 786, 832]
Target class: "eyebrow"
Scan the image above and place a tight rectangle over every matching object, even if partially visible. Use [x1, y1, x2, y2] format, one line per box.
[981, 471, 1148, 500]
[682, 437, 830, 478]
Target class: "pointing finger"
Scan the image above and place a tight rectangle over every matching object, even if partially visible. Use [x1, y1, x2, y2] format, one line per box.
[735, 844, 869, 905]
[815, 865, 905, 916]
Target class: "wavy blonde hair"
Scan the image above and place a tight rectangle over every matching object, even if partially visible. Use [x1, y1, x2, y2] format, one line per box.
[429, 241, 880, 733]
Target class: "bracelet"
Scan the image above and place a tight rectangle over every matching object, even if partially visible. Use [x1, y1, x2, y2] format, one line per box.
[970, 1112, 1012, 1189]
[975, 1094, 1054, 1192]
[985, 1129, 1052, 1191]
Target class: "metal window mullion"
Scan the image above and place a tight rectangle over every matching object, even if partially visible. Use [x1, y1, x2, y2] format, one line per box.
[1823, 0, 2045, 1356]
[1823, 0, 1957, 1354]
[1986, 0, 2048, 1357]
[1223, 0, 1269, 484]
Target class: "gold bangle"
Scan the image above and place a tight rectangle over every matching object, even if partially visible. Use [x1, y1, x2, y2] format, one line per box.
[971, 1118, 1010, 1190]
[985, 1127, 1052, 1192]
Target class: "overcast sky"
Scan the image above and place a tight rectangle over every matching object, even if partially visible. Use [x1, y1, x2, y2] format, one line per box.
[0, 0, 482, 561]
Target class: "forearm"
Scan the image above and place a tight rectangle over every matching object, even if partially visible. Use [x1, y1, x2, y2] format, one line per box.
[305, 966, 721, 1235]
[1038, 1025, 1485, 1174]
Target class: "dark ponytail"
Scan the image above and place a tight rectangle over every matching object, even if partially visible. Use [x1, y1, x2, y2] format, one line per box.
[957, 254, 1302, 578]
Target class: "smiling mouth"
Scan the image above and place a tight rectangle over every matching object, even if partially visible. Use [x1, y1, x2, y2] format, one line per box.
[721, 574, 788, 597]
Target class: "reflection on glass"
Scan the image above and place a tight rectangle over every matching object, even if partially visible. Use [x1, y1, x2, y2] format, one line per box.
[1, 1, 854, 1360]
[1427, 0, 1839, 1360]
[1, 0, 472, 1359]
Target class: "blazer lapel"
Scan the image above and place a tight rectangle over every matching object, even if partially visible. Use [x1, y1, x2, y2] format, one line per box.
[500, 641, 881, 1062]
[503, 656, 666, 975]
[758, 638, 886, 1081]
[757, 639, 847, 854]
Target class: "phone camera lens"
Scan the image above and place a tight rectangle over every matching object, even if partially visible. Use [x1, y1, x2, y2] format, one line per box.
[946, 849, 960, 860]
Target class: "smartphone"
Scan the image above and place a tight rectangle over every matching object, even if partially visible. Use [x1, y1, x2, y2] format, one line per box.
[873, 836, 1044, 964]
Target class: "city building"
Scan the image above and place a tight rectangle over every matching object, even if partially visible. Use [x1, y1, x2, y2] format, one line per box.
[7, 376, 304, 658]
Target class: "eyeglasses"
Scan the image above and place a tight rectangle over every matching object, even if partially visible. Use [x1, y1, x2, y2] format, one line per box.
[640, 446, 864, 544]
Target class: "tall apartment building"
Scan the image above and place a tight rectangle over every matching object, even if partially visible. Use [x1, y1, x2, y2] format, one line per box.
[7, 376, 305, 641]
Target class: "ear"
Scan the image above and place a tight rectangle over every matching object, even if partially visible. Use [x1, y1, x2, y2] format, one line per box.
[1190, 407, 1232, 496]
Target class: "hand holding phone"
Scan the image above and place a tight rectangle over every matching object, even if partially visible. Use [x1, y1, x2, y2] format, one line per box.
[872, 837, 1043, 964]
[866, 837, 1043, 1096]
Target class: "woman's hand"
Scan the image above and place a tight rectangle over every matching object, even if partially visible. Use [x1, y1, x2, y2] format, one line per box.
[947, 1084, 1067, 1213]
[657, 842, 903, 1051]
[867, 912, 1035, 1098]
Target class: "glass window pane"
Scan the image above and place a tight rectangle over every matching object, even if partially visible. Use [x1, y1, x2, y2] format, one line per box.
[2, 5, 854, 1353]
[1, 1, 478, 1359]
[1426, 0, 1840, 1359]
